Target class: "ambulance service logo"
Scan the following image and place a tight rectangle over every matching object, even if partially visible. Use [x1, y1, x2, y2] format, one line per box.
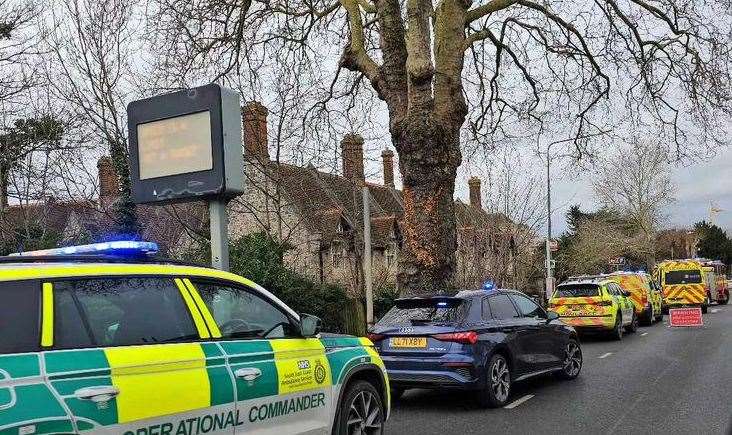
[314, 360, 326, 384]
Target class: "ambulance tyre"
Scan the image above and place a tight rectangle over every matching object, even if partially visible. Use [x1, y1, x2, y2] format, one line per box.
[641, 308, 653, 326]
[611, 314, 623, 340]
[336, 380, 385, 435]
[719, 297, 729, 305]
[625, 311, 638, 333]
[701, 304, 708, 314]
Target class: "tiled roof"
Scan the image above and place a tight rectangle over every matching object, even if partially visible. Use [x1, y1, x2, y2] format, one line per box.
[0, 199, 207, 255]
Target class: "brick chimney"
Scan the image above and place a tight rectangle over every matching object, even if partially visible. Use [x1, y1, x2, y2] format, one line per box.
[381, 149, 395, 188]
[98, 157, 119, 205]
[341, 134, 364, 181]
[242, 101, 269, 160]
[468, 177, 482, 209]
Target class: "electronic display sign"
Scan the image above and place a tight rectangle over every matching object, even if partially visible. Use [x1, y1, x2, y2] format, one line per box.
[127, 84, 244, 204]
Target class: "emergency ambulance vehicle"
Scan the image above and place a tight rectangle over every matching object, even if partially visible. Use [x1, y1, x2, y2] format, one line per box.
[699, 260, 729, 305]
[654, 259, 708, 313]
[548, 276, 637, 340]
[0, 242, 389, 435]
[605, 272, 663, 326]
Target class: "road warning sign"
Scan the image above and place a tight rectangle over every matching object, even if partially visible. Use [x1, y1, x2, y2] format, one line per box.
[669, 307, 703, 327]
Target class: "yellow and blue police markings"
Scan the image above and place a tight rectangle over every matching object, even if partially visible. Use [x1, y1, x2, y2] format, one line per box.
[0, 337, 386, 434]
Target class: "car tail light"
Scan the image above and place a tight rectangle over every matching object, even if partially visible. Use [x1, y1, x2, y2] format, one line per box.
[432, 331, 478, 345]
[366, 333, 385, 343]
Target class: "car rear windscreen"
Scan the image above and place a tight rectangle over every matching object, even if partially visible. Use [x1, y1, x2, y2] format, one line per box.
[377, 299, 468, 325]
[555, 284, 600, 298]
[665, 270, 702, 284]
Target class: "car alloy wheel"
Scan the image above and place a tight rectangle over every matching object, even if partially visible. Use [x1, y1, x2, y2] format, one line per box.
[490, 356, 511, 403]
[346, 389, 383, 435]
[562, 341, 582, 378]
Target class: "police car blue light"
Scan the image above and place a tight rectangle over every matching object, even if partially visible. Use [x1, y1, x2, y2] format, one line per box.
[10, 241, 159, 257]
[482, 280, 496, 292]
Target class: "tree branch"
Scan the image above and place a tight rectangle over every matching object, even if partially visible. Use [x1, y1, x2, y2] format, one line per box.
[466, 0, 518, 24]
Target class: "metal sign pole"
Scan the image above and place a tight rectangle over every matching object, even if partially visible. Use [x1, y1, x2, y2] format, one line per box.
[209, 199, 229, 271]
[363, 185, 374, 328]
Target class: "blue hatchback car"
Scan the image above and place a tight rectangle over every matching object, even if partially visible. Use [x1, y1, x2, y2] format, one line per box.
[368, 289, 582, 407]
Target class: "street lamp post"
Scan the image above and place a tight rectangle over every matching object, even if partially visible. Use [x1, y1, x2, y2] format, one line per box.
[544, 139, 564, 303]
[545, 153, 552, 302]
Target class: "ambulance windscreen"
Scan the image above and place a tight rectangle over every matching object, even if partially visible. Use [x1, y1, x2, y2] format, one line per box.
[664, 270, 702, 285]
[555, 284, 600, 298]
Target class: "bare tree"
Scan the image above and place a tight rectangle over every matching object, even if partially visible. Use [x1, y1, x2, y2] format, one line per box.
[40, 0, 140, 234]
[152, 0, 730, 295]
[560, 214, 651, 275]
[593, 140, 675, 266]
[0, 0, 39, 106]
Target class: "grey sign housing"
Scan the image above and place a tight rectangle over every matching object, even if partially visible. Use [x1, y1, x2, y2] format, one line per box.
[127, 84, 244, 204]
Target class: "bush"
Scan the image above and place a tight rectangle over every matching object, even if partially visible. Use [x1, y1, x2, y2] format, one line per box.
[180, 232, 353, 334]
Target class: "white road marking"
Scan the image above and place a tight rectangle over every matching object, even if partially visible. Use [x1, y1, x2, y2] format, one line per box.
[711, 309, 718, 313]
[641, 332, 648, 336]
[504, 394, 534, 409]
[598, 352, 613, 359]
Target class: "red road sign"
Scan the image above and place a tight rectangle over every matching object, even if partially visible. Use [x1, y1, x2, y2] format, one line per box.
[669, 308, 704, 327]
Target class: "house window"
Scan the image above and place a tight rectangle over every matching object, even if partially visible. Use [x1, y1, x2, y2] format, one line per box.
[332, 242, 343, 268]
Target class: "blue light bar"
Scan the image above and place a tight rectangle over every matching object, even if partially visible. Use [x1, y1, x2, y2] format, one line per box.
[436, 301, 448, 307]
[11, 241, 159, 257]
[482, 281, 496, 292]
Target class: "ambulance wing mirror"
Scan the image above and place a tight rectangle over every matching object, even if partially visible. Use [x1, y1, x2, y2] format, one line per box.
[546, 311, 560, 323]
[299, 314, 322, 337]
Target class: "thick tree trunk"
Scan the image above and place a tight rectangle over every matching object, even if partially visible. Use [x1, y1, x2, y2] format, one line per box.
[394, 110, 462, 296]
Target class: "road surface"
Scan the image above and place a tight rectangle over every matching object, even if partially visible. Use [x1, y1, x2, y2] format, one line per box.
[387, 304, 732, 434]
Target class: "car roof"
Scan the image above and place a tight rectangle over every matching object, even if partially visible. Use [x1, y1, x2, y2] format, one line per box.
[0, 261, 298, 318]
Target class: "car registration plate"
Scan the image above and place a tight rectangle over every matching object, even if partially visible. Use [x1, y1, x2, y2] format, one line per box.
[390, 337, 427, 348]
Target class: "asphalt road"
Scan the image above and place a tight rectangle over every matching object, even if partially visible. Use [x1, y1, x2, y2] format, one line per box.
[386, 305, 732, 435]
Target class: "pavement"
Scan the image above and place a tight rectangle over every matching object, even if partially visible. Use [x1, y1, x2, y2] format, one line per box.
[386, 304, 732, 434]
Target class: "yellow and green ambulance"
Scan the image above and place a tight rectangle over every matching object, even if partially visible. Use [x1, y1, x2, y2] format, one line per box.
[548, 276, 637, 340]
[605, 272, 663, 326]
[0, 242, 389, 434]
[654, 259, 708, 313]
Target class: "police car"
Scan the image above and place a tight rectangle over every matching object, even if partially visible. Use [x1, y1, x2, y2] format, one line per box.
[0, 242, 389, 434]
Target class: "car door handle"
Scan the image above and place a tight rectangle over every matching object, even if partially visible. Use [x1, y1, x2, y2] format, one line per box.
[74, 386, 120, 402]
[235, 368, 262, 383]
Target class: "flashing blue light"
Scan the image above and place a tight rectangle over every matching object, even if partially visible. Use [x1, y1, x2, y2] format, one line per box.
[436, 301, 448, 307]
[11, 241, 159, 257]
[482, 281, 496, 292]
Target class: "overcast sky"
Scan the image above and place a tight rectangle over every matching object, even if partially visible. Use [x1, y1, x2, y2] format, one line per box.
[469, 146, 732, 237]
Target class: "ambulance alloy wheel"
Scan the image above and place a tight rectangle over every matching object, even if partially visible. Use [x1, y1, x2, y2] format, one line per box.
[337, 380, 385, 435]
[556, 339, 582, 380]
[611, 314, 623, 340]
[625, 311, 638, 333]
